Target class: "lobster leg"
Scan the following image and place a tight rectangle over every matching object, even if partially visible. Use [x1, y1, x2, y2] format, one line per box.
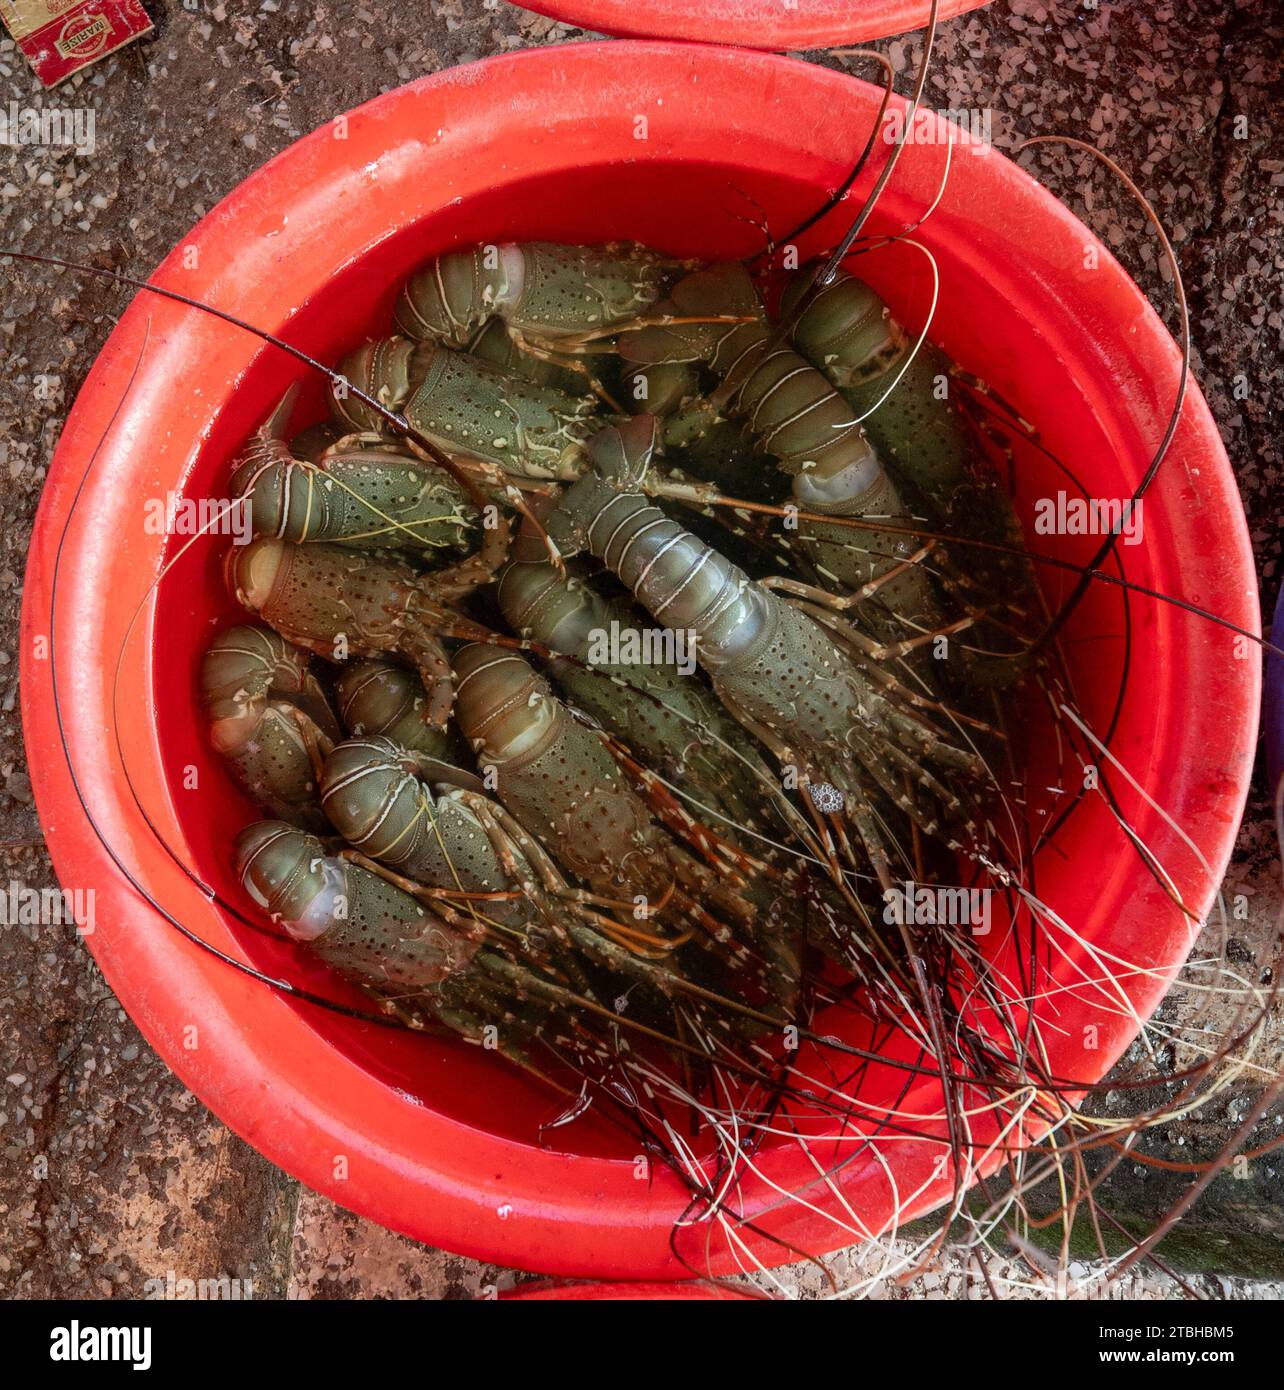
[465, 793, 675, 925]
[505, 327, 626, 412]
[336, 849, 520, 923]
[762, 573, 976, 662]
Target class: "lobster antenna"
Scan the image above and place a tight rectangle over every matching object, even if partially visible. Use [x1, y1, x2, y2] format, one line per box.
[662, 488, 1280, 657]
[751, 46, 1266, 1295]
[844, 121, 957, 262]
[816, 0, 941, 289]
[707, 0, 940, 420]
[0, 249, 494, 514]
[772, 13, 985, 1218]
[757, 47, 897, 259]
[1013, 136, 1192, 656]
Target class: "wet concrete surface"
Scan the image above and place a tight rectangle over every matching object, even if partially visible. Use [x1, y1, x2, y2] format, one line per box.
[0, 0, 1281, 1298]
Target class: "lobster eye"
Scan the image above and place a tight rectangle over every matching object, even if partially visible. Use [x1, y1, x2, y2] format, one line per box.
[229, 538, 286, 612]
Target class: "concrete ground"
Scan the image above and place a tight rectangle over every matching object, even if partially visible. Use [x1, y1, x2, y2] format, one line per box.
[0, 0, 1281, 1299]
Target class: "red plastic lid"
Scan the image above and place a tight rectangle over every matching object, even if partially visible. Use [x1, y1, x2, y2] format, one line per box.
[515, 0, 992, 48]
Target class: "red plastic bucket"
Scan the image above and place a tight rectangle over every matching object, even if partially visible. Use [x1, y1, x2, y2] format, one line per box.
[22, 41, 1258, 1279]
[515, 0, 992, 48]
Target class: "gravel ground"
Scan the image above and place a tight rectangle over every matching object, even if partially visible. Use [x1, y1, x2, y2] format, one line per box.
[0, 0, 1280, 1300]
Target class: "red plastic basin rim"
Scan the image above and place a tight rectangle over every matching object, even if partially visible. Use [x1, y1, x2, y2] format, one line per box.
[514, 0, 994, 48]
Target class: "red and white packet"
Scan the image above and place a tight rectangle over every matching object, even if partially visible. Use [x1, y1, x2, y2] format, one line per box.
[0, 0, 152, 88]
